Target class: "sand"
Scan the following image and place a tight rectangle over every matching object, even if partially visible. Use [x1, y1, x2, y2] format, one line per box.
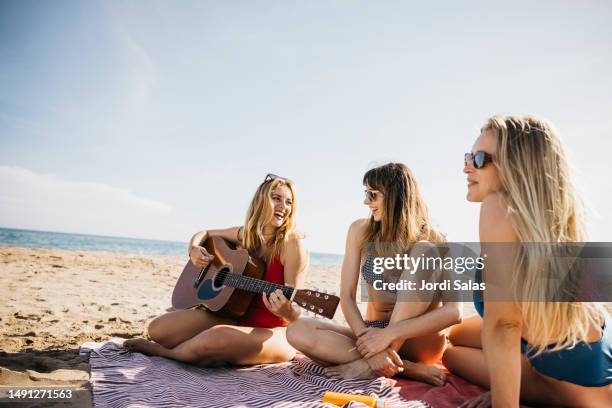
[3, 246, 606, 407]
[0, 246, 345, 407]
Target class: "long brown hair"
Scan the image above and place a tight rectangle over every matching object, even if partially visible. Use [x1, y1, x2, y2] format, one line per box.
[360, 163, 445, 255]
[242, 177, 297, 262]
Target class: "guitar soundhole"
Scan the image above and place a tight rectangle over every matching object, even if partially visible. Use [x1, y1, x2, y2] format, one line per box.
[213, 267, 229, 288]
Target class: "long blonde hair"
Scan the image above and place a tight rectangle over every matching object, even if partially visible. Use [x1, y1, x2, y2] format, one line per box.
[243, 177, 297, 262]
[484, 114, 606, 354]
[360, 163, 445, 256]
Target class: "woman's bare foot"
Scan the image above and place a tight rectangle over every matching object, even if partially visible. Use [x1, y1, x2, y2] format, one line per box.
[123, 338, 169, 357]
[398, 360, 446, 386]
[324, 359, 374, 380]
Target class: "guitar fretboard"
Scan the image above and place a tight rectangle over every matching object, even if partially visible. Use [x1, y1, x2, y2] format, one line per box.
[218, 269, 295, 299]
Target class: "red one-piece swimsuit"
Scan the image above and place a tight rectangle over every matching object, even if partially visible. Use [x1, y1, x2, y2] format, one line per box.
[237, 256, 288, 328]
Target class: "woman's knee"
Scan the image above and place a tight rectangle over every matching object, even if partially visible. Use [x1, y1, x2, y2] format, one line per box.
[286, 318, 318, 350]
[447, 325, 462, 345]
[180, 326, 235, 362]
[447, 316, 481, 347]
[442, 344, 477, 375]
[401, 332, 445, 364]
[146, 316, 169, 345]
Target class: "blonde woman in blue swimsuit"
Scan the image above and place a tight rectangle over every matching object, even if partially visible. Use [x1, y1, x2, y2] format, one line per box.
[443, 115, 611, 407]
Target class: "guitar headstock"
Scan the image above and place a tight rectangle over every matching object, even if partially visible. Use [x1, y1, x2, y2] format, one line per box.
[293, 288, 340, 319]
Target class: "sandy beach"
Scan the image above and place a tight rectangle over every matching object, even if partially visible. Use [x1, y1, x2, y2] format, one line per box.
[0, 246, 345, 406]
[4, 246, 606, 407]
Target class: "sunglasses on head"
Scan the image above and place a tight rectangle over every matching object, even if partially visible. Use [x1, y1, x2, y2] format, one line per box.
[264, 173, 290, 183]
[464, 151, 493, 169]
[364, 189, 381, 201]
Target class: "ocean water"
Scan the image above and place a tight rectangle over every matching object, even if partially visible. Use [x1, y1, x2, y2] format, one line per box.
[0, 227, 342, 267]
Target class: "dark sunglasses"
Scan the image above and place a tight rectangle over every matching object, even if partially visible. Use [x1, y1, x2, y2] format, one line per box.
[464, 151, 493, 169]
[364, 189, 381, 201]
[264, 173, 291, 183]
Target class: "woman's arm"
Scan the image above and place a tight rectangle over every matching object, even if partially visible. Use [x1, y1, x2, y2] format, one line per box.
[281, 234, 309, 289]
[389, 242, 462, 345]
[278, 235, 309, 322]
[262, 234, 309, 323]
[389, 302, 461, 348]
[340, 219, 370, 337]
[480, 193, 522, 408]
[188, 226, 242, 250]
[187, 227, 242, 268]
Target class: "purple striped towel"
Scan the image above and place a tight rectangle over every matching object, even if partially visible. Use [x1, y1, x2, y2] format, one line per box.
[80, 339, 428, 408]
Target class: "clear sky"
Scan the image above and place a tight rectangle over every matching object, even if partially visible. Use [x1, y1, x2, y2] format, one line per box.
[1, 0, 611, 253]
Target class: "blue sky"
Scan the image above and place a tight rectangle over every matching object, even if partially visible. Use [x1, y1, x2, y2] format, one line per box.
[1, 1, 611, 253]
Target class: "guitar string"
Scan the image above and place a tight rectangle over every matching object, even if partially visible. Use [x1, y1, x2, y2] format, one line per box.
[217, 269, 294, 298]
[211, 269, 333, 314]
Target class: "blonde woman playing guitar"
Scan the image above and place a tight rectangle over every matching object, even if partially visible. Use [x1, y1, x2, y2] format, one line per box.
[123, 174, 309, 367]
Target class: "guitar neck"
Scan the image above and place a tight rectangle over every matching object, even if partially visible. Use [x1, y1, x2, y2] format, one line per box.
[221, 271, 295, 300]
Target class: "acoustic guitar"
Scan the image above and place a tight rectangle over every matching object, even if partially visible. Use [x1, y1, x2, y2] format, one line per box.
[172, 236, 340, 319]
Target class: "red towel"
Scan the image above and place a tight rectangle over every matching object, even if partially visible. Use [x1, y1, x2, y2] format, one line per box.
[396, 365, 532, 408]
[397, 372, 484, 408]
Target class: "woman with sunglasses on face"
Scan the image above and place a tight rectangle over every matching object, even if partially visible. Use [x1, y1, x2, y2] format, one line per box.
[287, 163, 461, 385]
[443, 115, 611, 407]
[123, 174, 309, 367]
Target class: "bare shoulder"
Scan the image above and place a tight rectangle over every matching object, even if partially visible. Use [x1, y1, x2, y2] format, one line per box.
[286, 230, 305, 241]
[280, 231, 309, 279]
[479, 193, 517, 242]
[348, 218, 369, 237]
[281, 231, 308, 259]
[283, 231, 306, 250]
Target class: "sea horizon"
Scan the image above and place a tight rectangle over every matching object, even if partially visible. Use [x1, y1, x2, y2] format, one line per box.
[0, 226, 343, 267]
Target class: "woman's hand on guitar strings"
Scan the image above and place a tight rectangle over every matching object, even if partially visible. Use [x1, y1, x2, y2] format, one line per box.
[189, 245, 214, 269]
[262, 289, 300, 322]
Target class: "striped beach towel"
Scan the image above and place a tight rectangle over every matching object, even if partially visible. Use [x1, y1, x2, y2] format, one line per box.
[80, 339, 428, 407]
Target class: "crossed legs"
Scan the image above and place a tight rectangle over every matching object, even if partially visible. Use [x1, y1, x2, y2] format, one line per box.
[123, 308, 296, 366]
[286, 298, 447, 385]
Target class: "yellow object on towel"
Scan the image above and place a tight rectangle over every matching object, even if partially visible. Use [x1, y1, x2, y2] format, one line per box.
[322, 391, 387, 408]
